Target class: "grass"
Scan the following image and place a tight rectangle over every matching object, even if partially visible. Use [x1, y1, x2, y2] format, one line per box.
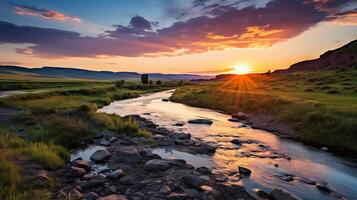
[171, 68, 357, 153]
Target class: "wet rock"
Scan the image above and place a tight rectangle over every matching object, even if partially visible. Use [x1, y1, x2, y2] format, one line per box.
[316, 182, 332, 193]
[238, 166, 252, 176]
[196, 166, 211, 174]
[112, 146, 142, 164]
[321, 147, 328, 151]
[159, 185, 171, 194]
[80, 176, 105, 189]
[119, 175, 137, 185]
[274, 164, 279, 168]
[109, 136, 118, 143]
[70, 166, 86, 177]
[188, 119, 213, 125]
[143, 112, 151, 115]
[72, 159, 91, 172]
[84, 192, 99, 200]
[144, 159, 171, 172]
[90, 149, 111, 163]
[100, 138, 110, 146]
[200, 185, 213, 192]
[216, 183, 254, 200]
[269, 188, 299, 200]
[231, 139, 242, 146]
[98, 194, 127, 200]
[182, 174, 208, 190]
[162, 99, 169, 102]
[253, 188, 269, 199]
[168, 159, 187, 167]
[232, 112, 248, 120]
[228, 118, 240, 122]
[176, 133, 191, 140]
[83, 173, 94, 180]
[107, 169, 125, 180]
[174, 121, 185, 126]
[166, 193, 189, 200]
[194, 143, 216, 154]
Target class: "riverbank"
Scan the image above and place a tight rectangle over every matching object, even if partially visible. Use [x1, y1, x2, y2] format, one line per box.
[0, 81, 183, 199]
[170, 69, 357, 155]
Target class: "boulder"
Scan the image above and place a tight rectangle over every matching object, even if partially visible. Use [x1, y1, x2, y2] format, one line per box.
[90, 149, 111, 163]
[238, 166, 252, 175]
[70, 166, 86, 177]
[112, 146, 142, 164]
[174, 121, 185, 126]
[119, 175, 137, 186]
[188, 119, 213, 125]
[98, 194, 127, 200]
[84, 192, 99, 200]
[232, 112, 248, 120]
[72, 159, 91, 172]
[195, 144, 216, 154]
[177, 133, 191, 140]
[107, 169, 125, 180]
[231, 139, 242, 146]
[269, 188, 299, 200]
[144, 159, 171, 172]
[182, 174, 207, 190]
[100, 138, 110, 146]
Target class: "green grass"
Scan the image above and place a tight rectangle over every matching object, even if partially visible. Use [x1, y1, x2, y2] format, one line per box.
[171, 69, 357, 153]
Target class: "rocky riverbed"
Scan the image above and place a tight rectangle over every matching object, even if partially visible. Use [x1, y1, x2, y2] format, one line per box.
[54, 115, 265, 200]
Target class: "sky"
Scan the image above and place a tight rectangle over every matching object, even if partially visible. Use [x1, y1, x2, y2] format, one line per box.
[0, 0, 356, 74]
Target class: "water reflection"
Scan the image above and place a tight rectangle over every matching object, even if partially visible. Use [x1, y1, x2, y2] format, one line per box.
[99, 90, 357, 200]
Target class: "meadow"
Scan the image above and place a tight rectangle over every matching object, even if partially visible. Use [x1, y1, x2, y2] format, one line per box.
[0, 76, 178, 199]
[171, 68, 357, 153]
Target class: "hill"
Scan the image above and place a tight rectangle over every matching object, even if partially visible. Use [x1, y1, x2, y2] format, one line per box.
[275, 40, 357, 73]
[0, 66, 212, 81]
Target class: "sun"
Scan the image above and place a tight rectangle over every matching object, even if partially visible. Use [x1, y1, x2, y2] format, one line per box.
[232, 64, 251, 75]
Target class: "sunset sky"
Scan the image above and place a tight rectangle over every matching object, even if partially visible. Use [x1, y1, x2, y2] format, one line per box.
[0, 0, 356, 74]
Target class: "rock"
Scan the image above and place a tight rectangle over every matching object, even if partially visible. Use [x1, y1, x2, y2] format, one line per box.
[36, 170, 49, 181]
[321, 147, 328, 151]
[253, 189, 269, 199]
[230, 139, 242, 146]
[200, 185, 213, 192]
[80, 176, 105, 189]
[84, 192, 99, 200]
[274, 164, 279, 168]
[162, 99, 169, 102]
[177, 133, 191, 140]
[195, 143, 216, 154]
[238, 166, 252, 175]
[144, 159, 171, 172]
[316, 182, 332, 193]
[83, 173, 94, 180]
[188, 119, 213, 125]
[107, 169, 125, 180]
[159, 185, 171, 194]
[72, 159, 91, 172]
[182, 174, 207, 190]
[216, 184, 254, 200]
[196, 166, 211, 174]
[228, 118, 240, 122]
[112, 146, 142, 164]
[143, 112, 151, 115]
[119, 175, 137, 185]
[100, 138, 110, 146]
[174, 121, 185, 126]
[109, 136, 118, 143]
[90, 149, 111, 163]
[232, 112, 248, 120]
[183, 189, 201, 198]
[166, 193, 189, 200]
[98, 194, 127, 200]
[168, 159, 187, 167]
[69, 188, 83, 200]
[70, 166, 86, 177]
[269, 188, 299, 200]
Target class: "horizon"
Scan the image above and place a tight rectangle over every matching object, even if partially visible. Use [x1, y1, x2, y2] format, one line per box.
[0, 0, 356, 74]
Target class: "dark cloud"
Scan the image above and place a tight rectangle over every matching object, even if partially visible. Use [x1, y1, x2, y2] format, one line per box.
[0, 0, 354, 58]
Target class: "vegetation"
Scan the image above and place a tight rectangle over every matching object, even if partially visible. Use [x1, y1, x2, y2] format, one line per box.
[141, 74, 149, 84]
[171, 68, 357, 153]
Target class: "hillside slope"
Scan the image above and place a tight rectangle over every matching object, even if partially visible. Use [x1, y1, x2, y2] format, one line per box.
[275, 40, 357, 73]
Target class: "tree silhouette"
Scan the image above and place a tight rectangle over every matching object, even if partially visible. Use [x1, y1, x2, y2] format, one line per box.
[141, 74, 149, 84]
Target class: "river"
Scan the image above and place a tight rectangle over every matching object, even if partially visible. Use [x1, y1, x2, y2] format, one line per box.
[98, 90, 357, 200]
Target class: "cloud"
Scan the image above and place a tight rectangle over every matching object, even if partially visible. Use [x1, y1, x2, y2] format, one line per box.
[1, 0, 355, 58]
[13, 5, 81, 23]
[189, 67, 235, 74]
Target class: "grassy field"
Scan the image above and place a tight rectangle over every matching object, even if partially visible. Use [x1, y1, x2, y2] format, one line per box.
[171, 68, 357, 153]
[0, 77, 180, 200]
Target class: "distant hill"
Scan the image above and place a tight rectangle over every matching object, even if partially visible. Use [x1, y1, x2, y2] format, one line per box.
[0, 66, 212, 81]
[275, 40, 357, 73]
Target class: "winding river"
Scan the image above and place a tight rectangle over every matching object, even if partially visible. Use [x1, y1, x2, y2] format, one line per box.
[98, 90, 357, 200]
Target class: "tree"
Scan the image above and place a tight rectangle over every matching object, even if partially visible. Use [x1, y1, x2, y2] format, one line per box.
[156, 80, 162, 85]
[141, 74, 149, 84]
[114, 80, 125, 88]
[149, 80, 153, 84]
[267, 70, 271, 75]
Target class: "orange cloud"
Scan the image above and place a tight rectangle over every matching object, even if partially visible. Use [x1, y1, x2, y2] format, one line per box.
[14, 5, 81, 23]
